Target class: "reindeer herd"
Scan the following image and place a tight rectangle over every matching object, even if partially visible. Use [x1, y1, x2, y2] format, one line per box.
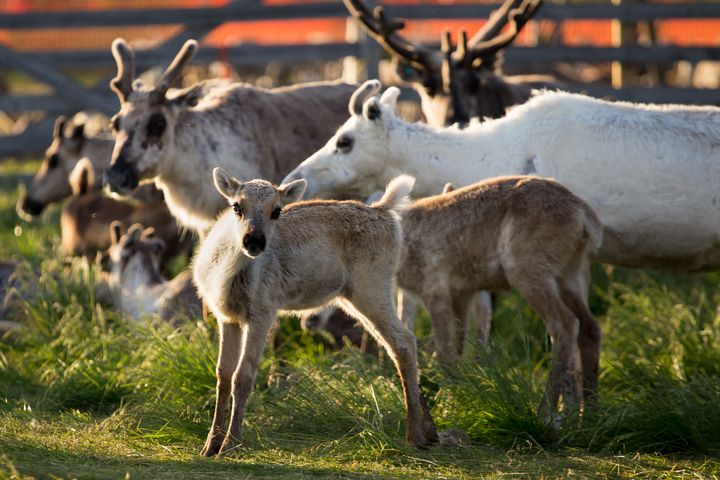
[11, 0, 720, 456]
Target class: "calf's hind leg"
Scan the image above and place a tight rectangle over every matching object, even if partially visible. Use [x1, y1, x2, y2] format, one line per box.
[340, 293, 438, 448]
[510, 275, 580, 422]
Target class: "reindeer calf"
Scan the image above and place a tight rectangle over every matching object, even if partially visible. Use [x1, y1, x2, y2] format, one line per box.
[103, 222, 200, 323]
[61, 158, 191, 260]
[193, 169, 437, 456]
[398, 176, 602, 419]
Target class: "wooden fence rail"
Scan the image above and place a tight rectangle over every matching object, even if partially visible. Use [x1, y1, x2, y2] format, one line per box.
[2, 1, 720, 158]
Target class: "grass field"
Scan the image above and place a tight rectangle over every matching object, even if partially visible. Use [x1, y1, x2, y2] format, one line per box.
[2, 159, 720, 479]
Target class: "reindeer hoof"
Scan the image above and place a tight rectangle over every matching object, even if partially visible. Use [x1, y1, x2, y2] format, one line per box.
[218, 435, 241, 456]
[438, 428, 470, 447]
[200, 434, 224, 457]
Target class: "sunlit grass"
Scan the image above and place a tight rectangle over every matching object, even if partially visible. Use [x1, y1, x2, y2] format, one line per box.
[2, 160, 720, 478]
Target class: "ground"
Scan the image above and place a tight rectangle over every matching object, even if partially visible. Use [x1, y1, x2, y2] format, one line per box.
[1, 159, 720, 479]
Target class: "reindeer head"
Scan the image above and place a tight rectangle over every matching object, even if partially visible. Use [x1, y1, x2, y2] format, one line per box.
[343, 0, 542, 127]
[104, 222, 165, 287]
[17, 117, 90, 218]
[283, 80, 400, 200]
[104, 39, 207, 194]
[213, 168, 306, 258]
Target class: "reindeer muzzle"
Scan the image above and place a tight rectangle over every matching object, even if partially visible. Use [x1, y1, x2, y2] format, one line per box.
[103, 158, 139, 194]
[16, 194, 45, 218]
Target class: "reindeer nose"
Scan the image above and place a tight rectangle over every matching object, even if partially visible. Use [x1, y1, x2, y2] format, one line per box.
[243, 234, 266, 256]
[18, 194, 45, 217]
[103, 157, 139, 194]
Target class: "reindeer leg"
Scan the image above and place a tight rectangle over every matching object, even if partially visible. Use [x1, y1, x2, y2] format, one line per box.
[201, 320, 242, 457]
[218, 312, 275, 456]
[340, 295, 438, 448]
[512, 276, 580, 423]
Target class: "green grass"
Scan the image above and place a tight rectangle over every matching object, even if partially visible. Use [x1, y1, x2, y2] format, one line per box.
[2, 160, 720, 478]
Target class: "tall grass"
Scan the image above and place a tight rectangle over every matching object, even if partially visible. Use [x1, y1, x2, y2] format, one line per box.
[2, 158, 720, 478]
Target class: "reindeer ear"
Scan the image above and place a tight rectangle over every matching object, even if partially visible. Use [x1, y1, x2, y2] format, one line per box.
[71, 123, 85, 140]
[69, 158, 95, 196]
[213, 167, 242, 200]
[167, 83, 205, 109]
[442, 183, 455, 194]
[379, 87, 400, 110]
[362, 97, 382, 122]
[279, 179, 307, 205]
[110, 221, 124, 245]
[349, 79, 382, 115]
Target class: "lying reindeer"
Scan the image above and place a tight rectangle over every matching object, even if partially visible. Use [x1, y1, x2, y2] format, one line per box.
[61, 158, 191, 261]
[102, 222, 201, 323]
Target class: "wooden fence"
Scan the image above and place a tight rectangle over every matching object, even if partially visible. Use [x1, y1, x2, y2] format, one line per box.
[2, 0, 720, 158]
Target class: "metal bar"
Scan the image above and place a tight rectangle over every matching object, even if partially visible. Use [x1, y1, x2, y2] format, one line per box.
[0, 116, 56, 159]
[0, 95, 69, 114]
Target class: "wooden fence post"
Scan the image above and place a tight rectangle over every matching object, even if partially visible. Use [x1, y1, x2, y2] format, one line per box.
[611, 0, 639, 88]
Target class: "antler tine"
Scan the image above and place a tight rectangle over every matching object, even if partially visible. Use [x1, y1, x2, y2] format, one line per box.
[151, 39, 199, 104]
[342, 0, 441, 73]
[441, 31, 470, 126]
[463, 0, 542, 68]
[470, 0, 525, 45]
[110, 38, 135, 103]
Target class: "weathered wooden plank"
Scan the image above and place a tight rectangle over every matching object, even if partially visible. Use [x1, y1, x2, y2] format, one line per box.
[566, 84, 720, 105]
[2, 2, 720, 29]
[503, 45, 720, 64]
[0, 44, 117, 115]
[0, 95, 68, 114]
[19, 44, 720, 71]
[27, 43, 360, 69]
[0, 116, 55, 159]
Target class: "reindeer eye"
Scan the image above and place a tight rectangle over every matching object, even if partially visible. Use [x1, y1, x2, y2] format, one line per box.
[336, 135, 353, 153]
[47, 154, 59, 169]
[232, 202, 243, 217]
[146, 113, 166, 137]
[270, 206, 281, 220]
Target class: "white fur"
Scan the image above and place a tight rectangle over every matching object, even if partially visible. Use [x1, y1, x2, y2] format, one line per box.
[284, 86, 720, 271]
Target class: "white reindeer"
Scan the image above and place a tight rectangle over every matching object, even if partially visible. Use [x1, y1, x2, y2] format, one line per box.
[284, 80, 720, 272]
[193, 169, 437, 456]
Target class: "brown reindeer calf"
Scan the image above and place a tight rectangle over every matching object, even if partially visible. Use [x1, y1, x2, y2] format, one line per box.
[193, 169, 437, 456]
[61, 158, 192, 261]
[398, 176, 602, 419]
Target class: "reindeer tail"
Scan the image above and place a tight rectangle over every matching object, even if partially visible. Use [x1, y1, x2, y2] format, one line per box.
[370, 175, 415, 213]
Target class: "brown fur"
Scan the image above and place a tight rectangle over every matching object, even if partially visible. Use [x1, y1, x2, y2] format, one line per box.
[397, 175, 602, 420]
[61, 161, 192, 260]
[193, 171, 437, 456]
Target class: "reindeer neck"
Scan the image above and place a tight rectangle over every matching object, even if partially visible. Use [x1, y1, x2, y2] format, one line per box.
[385, 115, 526, 197]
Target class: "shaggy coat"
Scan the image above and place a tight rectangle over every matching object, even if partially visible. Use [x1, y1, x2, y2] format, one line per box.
[104, 39, 357, 233]
[193, 171, 437, 456]
[285, 81, 720, 272]
[398, 175, 602, 418]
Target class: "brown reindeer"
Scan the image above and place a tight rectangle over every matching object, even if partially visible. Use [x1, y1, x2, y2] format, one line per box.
[61, 158, 192, 260]
[193, 170, 437, 455]
[397, 176, 602, 419]
[17, 116, 114, 219]
[343, 0, 556, 127]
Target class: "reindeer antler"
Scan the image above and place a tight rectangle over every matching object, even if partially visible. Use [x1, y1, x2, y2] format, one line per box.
[470, 0, 525, 44]
[110, 38, 135, 103]
[441, 31, 470, 126]
[342, 0, 441, 74]
[460, 0, 543, 69]
[150, 39, 199, 105]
